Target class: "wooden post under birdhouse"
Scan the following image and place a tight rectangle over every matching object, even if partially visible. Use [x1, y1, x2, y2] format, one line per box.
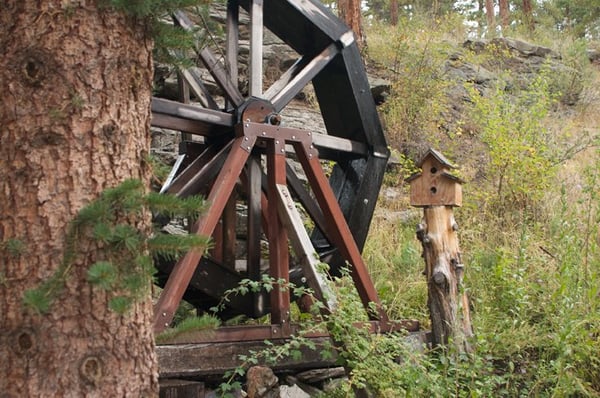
[407, 149, 473, 352]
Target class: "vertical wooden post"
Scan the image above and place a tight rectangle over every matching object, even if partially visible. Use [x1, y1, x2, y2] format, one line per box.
[407, 149, 473, 352]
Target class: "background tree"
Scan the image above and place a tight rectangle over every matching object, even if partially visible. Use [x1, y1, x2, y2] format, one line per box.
[522, 0, 534, 31]
[338, 0, 366, 47]
[485, 0, 496, 34]
[0, 1, 158, 395]
[499, 0, 509, 30]
[540, 0, 600, 38]
[390, 0, 399, 25]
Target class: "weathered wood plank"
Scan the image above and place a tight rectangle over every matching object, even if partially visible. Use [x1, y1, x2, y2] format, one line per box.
[152, 98, 234, 127]
[157, 338, 337, 378]
[159, 379, 205, 398]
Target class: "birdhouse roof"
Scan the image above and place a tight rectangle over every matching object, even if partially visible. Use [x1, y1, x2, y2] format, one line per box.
[416, 148, 457, 169]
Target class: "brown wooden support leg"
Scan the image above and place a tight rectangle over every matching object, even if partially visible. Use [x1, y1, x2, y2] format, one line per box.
[246, 156, 264, 316]
[266, 139, 291, 334]
[153, 136, 254, 333]
[222, 192, 237, 269]
[211, 218, 224, 264]
[293, 143, 388, 323]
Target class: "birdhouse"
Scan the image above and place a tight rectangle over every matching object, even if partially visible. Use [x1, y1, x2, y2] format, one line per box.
[406, 148, 463, 207]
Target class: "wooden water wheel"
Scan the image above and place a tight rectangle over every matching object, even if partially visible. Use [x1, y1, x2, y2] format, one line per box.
[151, 0, 408, 339]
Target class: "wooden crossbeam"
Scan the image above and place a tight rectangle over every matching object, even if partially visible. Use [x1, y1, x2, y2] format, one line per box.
[154, 136, 255, 332]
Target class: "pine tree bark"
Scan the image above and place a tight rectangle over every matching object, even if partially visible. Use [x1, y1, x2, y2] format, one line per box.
[522, 0, 534, 31]
[0, 1, 158, 396]
[390, 0, 399, 26]
[499, 0, 510, 30]
[485, 0, 496, 34]
[338, 0, 365, 49]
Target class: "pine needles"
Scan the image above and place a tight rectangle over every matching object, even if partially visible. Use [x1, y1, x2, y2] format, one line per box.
[23, 179, 208, 315]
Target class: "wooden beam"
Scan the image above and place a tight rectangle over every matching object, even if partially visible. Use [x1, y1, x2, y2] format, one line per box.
[152, 97, 234, 127]
[276, 184, 336, 311]
[293, 142, 388, 323]
[199, 47, 245, 107]
[154, 136, 254, 333]
[249, 0, 264, 96]
[226, 0, 240, 110]
[157, 337, 337, 378]
[267, 43, 340, 112]
[266, 139, 290, 330]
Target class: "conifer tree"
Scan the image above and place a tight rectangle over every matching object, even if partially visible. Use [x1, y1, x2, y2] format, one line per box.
[0, 0, 203, 395]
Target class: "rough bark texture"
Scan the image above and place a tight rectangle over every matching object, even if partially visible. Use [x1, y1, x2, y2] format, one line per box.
[390, 0, 399, 26]
[338, 0, 365, 49]
[0, 1, 158, 396]
[485, 0, 496, 34]
[418, 207, 473, 352]
[499, 0, 509, 29]
[522, 0, 534, 31]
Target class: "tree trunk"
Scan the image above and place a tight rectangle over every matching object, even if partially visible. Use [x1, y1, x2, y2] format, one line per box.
[418, 207, 473, 352]
[499, 0, 510, 30]
[522, 0, 534, 31]
[338, 0, 365, 49]
[390, 0, 399, 26]
[485, 0, 496, 35]
[0, 1, 158, 396]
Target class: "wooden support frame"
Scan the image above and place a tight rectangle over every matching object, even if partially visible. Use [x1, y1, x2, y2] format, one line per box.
[152, 2, 398, 341]
[154, 120, 390, 333]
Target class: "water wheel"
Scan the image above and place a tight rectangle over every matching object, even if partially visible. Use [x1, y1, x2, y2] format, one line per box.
[152, 0, 393, 336]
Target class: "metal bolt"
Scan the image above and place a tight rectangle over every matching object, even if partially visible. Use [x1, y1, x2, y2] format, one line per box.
[164, 323, 169, 327]
[244, 137, 248, 141]
[262, 131, 266, 136]
[162, 312, 167, 317]
[247, 146, 252, 151]
[363, 199, 369, 205]
[281, 148, 285, 153]
[273, 328, 278, 334]
[292, 135, 296, 139]
[245, 123, 249, 127]
[276, 140, 280, 144]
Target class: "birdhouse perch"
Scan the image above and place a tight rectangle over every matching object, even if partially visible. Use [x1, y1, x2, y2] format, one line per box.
[406, 148, 464, 207]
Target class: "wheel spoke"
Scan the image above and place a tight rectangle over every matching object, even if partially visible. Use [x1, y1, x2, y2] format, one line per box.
[266, 43, 339, 112]
[249, 0, 264, 97]
[226, 0, 240, 109]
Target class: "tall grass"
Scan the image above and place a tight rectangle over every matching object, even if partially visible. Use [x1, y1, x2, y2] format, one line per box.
[359, 11, 600, 396]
